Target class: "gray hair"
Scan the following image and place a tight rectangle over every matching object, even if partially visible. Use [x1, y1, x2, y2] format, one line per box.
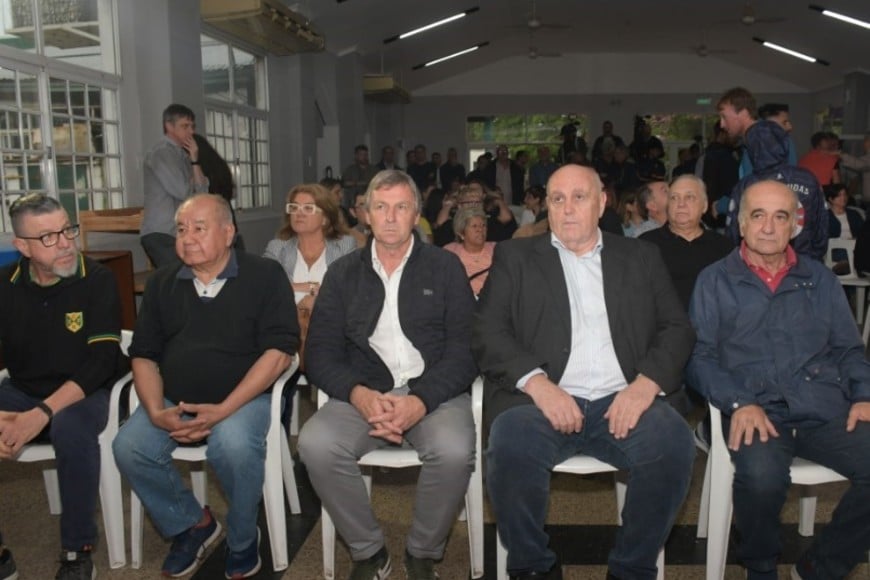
[176, 193, 234, 227]
[9, 193, 64, 236]
[364, 169, 422, 212]
[670, 174, 708, 203]
[453, 207, 487, 239]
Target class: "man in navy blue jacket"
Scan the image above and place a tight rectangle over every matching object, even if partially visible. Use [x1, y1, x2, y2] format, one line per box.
[689, 180, 870, 580]
[726, 120, 828, 260]
[299, 169, 477, 580]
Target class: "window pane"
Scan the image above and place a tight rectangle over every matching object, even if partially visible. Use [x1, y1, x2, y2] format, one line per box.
[202, 35, 230, 102]
[19, 72, 38, 111]
[0, 67, 17, 109]
[40, 0, 117, 74]
[232, 47, 256, 106]
[0, 0, 37, 52]
[50, 77, 69, 115]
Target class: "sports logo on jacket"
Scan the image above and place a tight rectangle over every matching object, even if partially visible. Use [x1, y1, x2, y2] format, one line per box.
[65, 311, 84, 333]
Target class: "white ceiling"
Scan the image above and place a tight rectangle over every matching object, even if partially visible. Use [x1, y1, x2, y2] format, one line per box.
[293, 0, 870, 94]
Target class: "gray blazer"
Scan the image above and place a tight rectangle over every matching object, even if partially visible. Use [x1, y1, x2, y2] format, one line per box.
[263, 235, 357, 282]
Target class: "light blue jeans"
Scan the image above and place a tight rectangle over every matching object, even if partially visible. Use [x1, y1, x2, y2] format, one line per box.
[112, 394, 270, 552]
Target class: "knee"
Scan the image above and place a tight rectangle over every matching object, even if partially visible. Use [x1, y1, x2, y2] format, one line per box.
[420, 431, 475, 471]
[732, 451, 790, 497]
[50, 407, 100, 450]
[111, 426, 136, 471]
[207, 427, 265, 464]
[297, 416, 341, 472]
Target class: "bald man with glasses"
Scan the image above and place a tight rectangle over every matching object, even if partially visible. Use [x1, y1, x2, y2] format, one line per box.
[0, 193, 127, 580]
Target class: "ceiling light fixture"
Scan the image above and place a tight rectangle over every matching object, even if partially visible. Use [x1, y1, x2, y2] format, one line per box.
[384, 7, 479, 44]
[752, 37, 829, 65]
[413, 42, 489, 70]
[809, 4, 870, 30]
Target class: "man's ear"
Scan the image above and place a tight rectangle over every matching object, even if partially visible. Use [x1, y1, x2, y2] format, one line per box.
[12, 237, 30, 258]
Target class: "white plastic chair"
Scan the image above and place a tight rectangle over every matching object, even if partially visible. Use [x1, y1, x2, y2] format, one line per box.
[0, 329, 133, 569]
[825, 238, 870, 324]
[701, 403, 853, 580]
[495, 456, 665, 580]
[318, 377, 485, 579]
[128, 357, 302, 572]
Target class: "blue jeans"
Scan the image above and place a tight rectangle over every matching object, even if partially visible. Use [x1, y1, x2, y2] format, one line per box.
[112, 394, 270, 552]
[0, 378, 109, 550]
[727, 417, 870, 580]
[486, 395, 695, 579]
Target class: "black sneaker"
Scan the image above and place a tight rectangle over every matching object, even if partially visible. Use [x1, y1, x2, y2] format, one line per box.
[403, 550, 439, 580]
[0, 545, 18, 580]
[349, 545, 391, 580]
[55, 548, 95, 580]
[161, 506, 222, 577]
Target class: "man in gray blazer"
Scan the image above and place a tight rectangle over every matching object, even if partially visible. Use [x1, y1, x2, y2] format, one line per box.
[472, 165, 696, 580]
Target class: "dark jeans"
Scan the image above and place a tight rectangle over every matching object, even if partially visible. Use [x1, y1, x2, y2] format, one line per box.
[727, 417, 870, 579]
[487, 394, 695, 579]
[0, 378, 109, 550]
[140, 232, 181, 269]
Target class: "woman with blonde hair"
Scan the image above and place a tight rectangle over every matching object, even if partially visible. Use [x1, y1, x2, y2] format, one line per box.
[444, 207, 496, 297]
[264, 183, 356, 366]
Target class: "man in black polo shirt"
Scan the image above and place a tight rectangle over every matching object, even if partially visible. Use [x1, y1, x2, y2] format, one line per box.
[112, 194, 298, 579]
[640, 174, 733, 311]
[0, 193, 126, 580]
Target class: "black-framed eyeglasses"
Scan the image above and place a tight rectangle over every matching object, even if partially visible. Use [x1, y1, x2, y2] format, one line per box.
[17, 225, 80, 247]
[286, 202, 323, 215]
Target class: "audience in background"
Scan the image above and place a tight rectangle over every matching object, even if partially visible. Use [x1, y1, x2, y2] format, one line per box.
[799, 132, 841, 187]
[618, 191, 646, 238]
[839, 134, 870, 205]
[825, 183, 863, 241]
[342, 144, 378, 209]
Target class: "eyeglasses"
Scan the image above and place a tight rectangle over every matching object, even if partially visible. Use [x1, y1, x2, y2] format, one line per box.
[17, 225, 80, 247]
[286, 202, 323, 215]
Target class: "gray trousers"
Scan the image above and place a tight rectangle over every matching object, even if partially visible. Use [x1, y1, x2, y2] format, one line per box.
[299, 389, 474, 561]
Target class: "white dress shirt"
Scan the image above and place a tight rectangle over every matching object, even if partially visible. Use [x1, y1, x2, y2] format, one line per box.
[369, 236, 425, 389]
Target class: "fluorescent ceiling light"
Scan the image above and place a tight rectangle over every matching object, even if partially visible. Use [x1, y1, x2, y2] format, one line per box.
[752, 37, 829, 65]
[413, 42, 489, 70]
[809, 4, 870, 30]
[384, 7, 479, 44]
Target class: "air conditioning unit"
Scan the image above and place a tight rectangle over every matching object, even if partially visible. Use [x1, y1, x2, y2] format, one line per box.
[363, 74, 411, 104]
[200, 0, 325, 55]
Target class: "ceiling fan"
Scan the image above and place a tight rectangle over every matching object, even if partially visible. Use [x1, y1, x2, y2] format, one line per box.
[737, 1, 786, 26]
[511, 0, 570, 31]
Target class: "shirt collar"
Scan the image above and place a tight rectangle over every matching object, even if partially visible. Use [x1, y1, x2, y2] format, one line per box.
[372, 235, 415, 275]
[739, 240, 797, 275]
[176, 249, 239, 281]
[12, 253, 86, 286]
[550, 229, 603, 259]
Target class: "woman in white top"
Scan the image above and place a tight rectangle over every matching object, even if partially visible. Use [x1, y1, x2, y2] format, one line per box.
[264, 183, 357, 314]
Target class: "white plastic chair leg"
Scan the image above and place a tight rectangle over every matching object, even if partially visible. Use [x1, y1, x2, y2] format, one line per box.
[798, 495, 818, 537]
[705, 457, 733, 579]
[697, 451, 712, 539]
[263, 425, 289, 571]
[130, 492, 145, 569]
[280, 431, 302, 515]
[190, 464, 208, 506]
[42, 468, 62, 515]
[290, 389, 300, 436]
[98, 443, 126, 568]
[466, 462, 485, 578]
[321, 507, 336, 580]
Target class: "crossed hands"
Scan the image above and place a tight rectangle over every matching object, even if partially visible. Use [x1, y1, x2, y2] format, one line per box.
[0, 409, 49, 459]
[149, 402, 227, 444]
[350, 385, 426, 444]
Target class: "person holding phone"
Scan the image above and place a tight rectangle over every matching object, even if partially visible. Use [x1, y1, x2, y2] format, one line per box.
[141, 104, 210, 268]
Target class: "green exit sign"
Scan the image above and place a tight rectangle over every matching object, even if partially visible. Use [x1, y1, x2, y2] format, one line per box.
[696, 97, 712, 105]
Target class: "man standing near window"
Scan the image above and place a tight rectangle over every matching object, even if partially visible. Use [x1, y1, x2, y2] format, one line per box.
[141, 104, 210, 268]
